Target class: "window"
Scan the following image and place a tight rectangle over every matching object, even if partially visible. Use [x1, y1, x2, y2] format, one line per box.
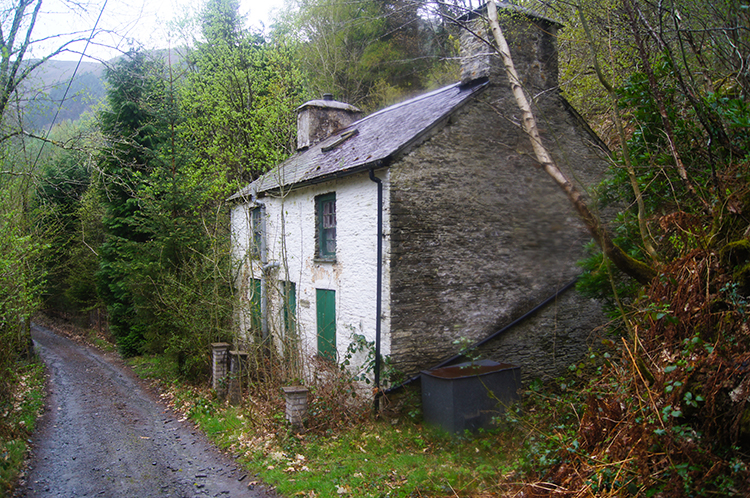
[316, 193, 336, 259]
[250, 207, 262, 258]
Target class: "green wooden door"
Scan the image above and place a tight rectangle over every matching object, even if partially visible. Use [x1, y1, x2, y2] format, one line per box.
[250, 278, 262, 336]
[316, 289, 336, 360]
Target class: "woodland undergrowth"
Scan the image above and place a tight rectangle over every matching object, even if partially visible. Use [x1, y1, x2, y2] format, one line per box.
[508, 160, 750, 496]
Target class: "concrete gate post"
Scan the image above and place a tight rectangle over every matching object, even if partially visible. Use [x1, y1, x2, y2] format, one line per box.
[211, 343, 230, 397]
[228, 350, 249, 405]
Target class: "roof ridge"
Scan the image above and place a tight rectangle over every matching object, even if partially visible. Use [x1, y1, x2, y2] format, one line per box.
[351, 82, 463, 126]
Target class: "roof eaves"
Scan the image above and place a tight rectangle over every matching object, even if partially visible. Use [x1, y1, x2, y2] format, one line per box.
[259, 159, 390, 197]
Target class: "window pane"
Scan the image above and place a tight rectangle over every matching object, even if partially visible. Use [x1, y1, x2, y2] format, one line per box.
[317, 194, 336, 258]
[325, 227, 336, 253]
[323, 200, 336, 228]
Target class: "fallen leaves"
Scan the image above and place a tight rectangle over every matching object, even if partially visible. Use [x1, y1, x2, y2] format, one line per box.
[335, 484, 351, 494]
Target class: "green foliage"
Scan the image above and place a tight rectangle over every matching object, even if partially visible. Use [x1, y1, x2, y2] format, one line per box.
[452, 335, 482, 366]
[96, 51, 170, 347]
[0, 361, 45, 496]
[63, 186, 105, 313]
[0, 208, 46, 405]
[33, 131, 102, 316]
[340, 332, 398, 386]
[180, 0, 302, 198]
[285, 0, 458, 112]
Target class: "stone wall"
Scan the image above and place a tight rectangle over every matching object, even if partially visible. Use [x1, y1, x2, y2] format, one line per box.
[387, 13, 609, 380]
[474, 285, 605, 381]
[460, 8, 559, 93]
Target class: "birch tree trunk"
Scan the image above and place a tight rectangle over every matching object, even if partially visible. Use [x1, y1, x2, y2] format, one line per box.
[485, 0, 655, 285]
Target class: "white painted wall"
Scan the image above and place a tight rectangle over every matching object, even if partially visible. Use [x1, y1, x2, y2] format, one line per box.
[230, 169, 391, 376]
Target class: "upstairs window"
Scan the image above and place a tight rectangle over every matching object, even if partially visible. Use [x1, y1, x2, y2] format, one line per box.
[250, 207, 262, 258]
[316, 193, 336, 259]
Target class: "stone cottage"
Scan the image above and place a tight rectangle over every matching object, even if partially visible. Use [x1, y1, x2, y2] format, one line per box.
[229, 2, 610, 386]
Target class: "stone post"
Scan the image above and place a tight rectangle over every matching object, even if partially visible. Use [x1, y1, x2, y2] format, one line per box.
[228, 350, 249, 405]
[211, 343, 230, 397]
[282, 386, 309, 432]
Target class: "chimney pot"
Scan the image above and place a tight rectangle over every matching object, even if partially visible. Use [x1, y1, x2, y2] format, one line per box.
[459, 2, 560, 91]
[296, 96, 361, 151]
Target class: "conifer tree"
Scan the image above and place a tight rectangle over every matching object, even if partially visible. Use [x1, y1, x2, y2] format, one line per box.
[96, 51, 170, 355]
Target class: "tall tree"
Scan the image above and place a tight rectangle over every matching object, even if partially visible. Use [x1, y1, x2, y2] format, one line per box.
[179, 0, 303, 196]
[482, 1, 655, 284]
[96, 51, 171, 354]
[287, 0, 457, 111]
[95, 45, 238, 375]
[34, 134, 94, 313]
[0, 0, 97, 425]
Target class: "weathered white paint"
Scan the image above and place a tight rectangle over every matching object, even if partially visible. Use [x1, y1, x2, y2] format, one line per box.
[230, 169, 391, 376]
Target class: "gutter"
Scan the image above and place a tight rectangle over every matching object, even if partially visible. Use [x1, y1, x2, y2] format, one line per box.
[369, 168, 384, 409]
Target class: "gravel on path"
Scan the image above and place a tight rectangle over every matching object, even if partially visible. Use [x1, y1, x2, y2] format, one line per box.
[14, 324, 278, 498]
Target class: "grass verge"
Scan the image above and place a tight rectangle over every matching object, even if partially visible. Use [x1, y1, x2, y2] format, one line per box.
[0, 360, 46, 497]
[39, 313, 750, 497]
[128, 344, 750, 497]
[128, 354, 525, 497]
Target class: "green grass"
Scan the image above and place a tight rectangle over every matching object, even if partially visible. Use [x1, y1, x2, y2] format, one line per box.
[125, 355, 521, 497]
[128, 354, 179, 380]
[249, 424, 517, 497]
[0, 361, 46, 497]
[90, 335, 116, 352]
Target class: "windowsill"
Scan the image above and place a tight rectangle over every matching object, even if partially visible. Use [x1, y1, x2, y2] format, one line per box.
[314, 257, 337, 264]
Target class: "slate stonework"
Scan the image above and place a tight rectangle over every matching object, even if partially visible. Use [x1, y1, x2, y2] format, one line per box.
[388, 9, 608, 380]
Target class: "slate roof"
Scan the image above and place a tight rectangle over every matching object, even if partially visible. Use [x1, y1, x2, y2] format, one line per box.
[230, 78, 489, 200]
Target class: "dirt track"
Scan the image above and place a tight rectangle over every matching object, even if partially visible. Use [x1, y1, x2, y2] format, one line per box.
[14, 324, 278, 498]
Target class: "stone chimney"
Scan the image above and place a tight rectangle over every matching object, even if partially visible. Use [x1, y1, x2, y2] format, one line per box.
[460, 2, 561, 93]
[296, 94, 362, 151]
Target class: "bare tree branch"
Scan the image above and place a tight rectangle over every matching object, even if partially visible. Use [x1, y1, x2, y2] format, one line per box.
[576, 1, 659, 262]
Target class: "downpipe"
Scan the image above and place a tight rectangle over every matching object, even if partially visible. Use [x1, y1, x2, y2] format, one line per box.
[369, 169, 383, 410]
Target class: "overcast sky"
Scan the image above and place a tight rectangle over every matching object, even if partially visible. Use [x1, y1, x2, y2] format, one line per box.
[30, 0, 287, 62]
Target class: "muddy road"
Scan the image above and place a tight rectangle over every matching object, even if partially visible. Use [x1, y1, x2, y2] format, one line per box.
[15, 325, 278, 498]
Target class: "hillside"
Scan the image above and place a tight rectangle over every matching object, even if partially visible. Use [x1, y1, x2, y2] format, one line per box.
[22, 59, 107, 131]
[21, 49, 186, 132]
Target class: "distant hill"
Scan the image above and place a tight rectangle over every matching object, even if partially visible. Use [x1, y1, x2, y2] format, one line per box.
[22, 49, 187, 132]
[23, 59, 107, 131]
